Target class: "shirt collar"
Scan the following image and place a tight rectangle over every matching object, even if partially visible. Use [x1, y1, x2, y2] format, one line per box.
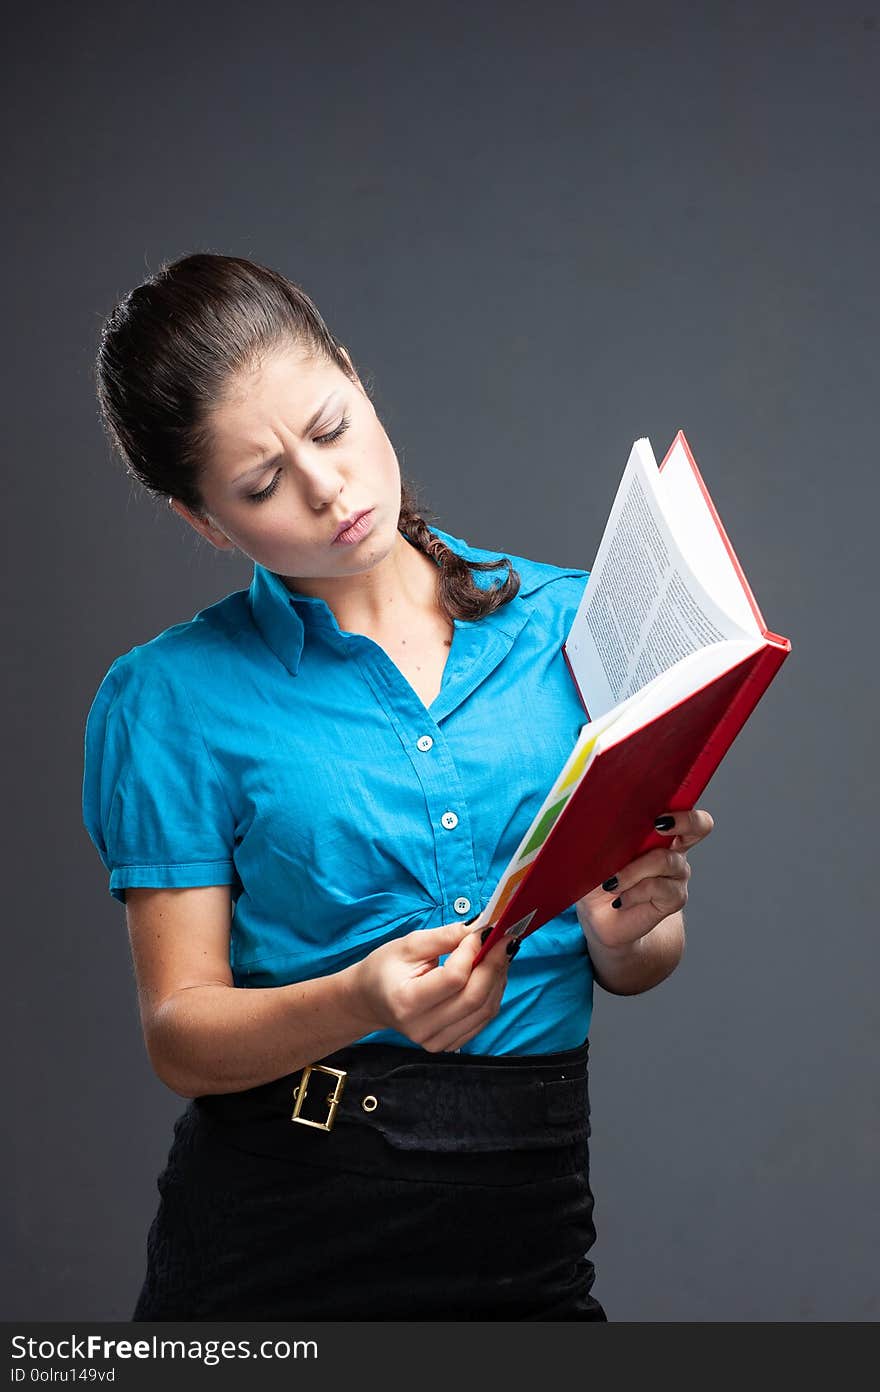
[247, 525, 553, 676]
[248, 562, 307, 676]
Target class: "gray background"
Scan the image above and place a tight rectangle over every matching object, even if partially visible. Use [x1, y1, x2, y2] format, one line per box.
[3, 0, 877, 1322]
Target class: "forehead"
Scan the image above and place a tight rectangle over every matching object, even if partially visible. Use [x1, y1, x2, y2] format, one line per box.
[212, 345, 333, 426]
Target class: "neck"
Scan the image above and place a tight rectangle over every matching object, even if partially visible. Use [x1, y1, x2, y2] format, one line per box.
[284, 530, 441, 635]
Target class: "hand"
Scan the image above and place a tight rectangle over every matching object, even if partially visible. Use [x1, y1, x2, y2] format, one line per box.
[576, 808, 715, 951]
[353, 920, 512, 1053]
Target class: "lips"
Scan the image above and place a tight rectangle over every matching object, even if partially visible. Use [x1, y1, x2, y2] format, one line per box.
[332, 508, 372, 542]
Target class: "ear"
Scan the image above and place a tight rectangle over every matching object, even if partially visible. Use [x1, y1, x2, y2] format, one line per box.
[167, 497, 236, 552]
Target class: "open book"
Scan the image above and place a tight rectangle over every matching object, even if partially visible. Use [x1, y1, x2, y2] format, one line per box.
[472, 430, 791, 963]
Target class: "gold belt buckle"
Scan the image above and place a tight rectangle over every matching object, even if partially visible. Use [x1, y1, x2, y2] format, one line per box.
[290, 1064, 347, 1131]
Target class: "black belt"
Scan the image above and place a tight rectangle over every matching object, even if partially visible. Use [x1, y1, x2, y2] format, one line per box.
[193, 1038, 591, 1154]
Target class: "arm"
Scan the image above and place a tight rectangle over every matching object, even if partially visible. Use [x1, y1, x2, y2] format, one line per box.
[575, 809, 713, 997]
[579, 906, 685, 995]
[126, 885, 511, 1098]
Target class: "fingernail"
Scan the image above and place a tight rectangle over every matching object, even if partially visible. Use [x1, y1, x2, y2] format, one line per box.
[505, 939, 521, 958]
[465, 915, 478, 924]
[602, 876, 619, 892]
[480, 926, 493, 943]
[611, 897, 622, 910]
[654, 815, 675, 831]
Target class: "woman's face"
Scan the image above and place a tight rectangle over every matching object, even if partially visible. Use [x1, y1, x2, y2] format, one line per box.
[171, 343, 402, 584]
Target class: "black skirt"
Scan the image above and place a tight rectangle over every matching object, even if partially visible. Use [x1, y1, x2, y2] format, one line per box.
[132, 1037, 607, 1322]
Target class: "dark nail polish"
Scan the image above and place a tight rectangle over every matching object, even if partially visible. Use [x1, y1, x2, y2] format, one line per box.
[480, 926, 493, 943]
[654, 815, 675, 831]
[611, 897, 622, 910]
[602, 876, 619, 892]
[505, 939, 521, 958]
[465, 914, 478, 924]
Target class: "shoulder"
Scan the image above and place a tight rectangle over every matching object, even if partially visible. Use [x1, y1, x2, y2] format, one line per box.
[86, 587, 252, 717]
[431, 524, 590, 610]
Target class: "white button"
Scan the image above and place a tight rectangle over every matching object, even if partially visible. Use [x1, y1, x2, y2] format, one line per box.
[441, 811, 459, 830]
[454, 897, 471, 916]
[416, 735, 434, 752]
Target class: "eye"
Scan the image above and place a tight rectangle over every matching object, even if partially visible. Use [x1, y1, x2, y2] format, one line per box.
[314, 412, 351, 446]
[248, 471, 281, 504]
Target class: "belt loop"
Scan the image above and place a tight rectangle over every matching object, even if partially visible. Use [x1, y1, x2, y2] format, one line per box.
[543, 1075, 587, 1126]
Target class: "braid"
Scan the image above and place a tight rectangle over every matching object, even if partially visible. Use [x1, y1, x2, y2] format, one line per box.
[397, 477, 521, 622]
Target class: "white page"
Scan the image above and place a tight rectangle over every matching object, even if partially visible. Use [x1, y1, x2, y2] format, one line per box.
[659, 437, 758, 632]
[565, 438, 758, 721]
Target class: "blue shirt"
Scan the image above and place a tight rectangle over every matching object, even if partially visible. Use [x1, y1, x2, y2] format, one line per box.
[82, 527, 595, 1055]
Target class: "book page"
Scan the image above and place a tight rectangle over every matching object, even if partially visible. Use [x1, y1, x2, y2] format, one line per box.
[564, 438, 758, 721]
[659, 435, 761, 632]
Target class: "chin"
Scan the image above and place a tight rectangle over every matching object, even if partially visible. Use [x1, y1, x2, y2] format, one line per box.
[345, 532, 393, 573]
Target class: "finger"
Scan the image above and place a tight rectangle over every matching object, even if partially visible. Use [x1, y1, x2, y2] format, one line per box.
[448, 925, 511, 976]
[653, 808, 714, 850]
[422, 1002, 499, 1053]
[602, 848, 691, 894]
[613, 873, 688, 918]
[402, 921, 474, 965]
[426, 1019, 486, 1053]
[421, 980, 508, 1053]
[398, 931, 481, 1013]
[595, 890, 686, 946]
[409, 942, 510, 1042]
[438, 933, 510, 1012]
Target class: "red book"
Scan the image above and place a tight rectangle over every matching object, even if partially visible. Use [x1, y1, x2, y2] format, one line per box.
[473, 430, 791, 964]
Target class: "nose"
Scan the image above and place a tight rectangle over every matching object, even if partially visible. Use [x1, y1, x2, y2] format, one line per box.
[309, 476, 344, 511]
[290, 454, 345, 512]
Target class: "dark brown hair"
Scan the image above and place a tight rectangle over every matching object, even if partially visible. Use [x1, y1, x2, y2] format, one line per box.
[95, 252, 520, 622]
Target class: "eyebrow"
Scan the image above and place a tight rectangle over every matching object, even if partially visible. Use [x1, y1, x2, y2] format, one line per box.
[230, 393, 336, 485]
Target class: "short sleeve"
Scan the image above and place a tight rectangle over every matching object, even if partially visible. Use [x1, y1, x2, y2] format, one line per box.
[82, 652, 237, 905]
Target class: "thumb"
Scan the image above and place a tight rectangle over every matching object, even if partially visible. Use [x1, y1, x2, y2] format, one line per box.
[404, 920, 474, 961]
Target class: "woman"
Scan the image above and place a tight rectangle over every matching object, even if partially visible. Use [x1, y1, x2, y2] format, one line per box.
[82, 252, 713, 1321]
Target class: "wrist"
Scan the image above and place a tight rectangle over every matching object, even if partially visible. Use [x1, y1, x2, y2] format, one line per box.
[576, 900, 648, 956]
[338, 957, 385, 1037]
[578, 908, 685, 996]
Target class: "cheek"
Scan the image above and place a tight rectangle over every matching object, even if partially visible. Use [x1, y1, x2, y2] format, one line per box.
[374, 428, 400, 487]
[236, 507, 300, 555]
